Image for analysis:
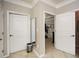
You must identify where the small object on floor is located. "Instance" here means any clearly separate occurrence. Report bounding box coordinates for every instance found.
[27,43,33,53]
[32,42,36,46]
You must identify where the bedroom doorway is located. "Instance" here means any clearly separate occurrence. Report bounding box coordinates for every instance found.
[45,13,55,54]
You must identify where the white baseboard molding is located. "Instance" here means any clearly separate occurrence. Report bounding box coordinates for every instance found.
[3,54,9,58]
[55,45,75,55]
[33,49,44,58]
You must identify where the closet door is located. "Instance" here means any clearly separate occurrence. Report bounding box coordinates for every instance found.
[55,12,75,55]
[9,14,30,53]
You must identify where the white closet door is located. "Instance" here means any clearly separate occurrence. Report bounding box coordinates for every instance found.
[9,14,30,53]
[55,12,75,55]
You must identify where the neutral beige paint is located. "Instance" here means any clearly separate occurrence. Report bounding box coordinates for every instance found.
[56,0,79,14]
[32,1,56,56]
[3,1,31,14]
[31,0,79,57]
[2,0,79,57]
[32,2,44,56]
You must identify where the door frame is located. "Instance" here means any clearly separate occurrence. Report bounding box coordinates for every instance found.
[43,8,79,56]
[4,11,30,57]
[43,11,56,54]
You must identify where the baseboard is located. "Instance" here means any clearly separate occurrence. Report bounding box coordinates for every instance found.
[33,49,44,58]
[55,45,75,55]
[3,54,9,58]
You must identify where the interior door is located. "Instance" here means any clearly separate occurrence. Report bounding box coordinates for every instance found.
[9,14,30,53]
[55,12,75,55]
[75,11,79,55]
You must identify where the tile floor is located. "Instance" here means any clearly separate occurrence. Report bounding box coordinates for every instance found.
[8,39,78,58]
[8,50,37,58]
[43,39,77,58]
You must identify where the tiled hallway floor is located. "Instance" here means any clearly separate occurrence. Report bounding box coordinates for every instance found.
[8,39,78,58]
[8,50,37,58]
[44,39,77,58]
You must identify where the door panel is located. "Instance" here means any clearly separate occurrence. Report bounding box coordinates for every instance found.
[55,12,75,55]
[9,14,29,53]
[75,11,79,55]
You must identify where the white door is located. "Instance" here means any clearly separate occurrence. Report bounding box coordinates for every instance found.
[9,14,30,53]
[55,12,75,55]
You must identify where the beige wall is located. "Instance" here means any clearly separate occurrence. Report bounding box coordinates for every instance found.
[2,0,56,57]
[3,1,32,56]
[56,0,79,14]
[0,0,3,57]
[0,0,3,38]
[32,0,79,56]
[32,1,56,56]
[32,2,44,56]
[2,0,79,57]
[3,1,32,14]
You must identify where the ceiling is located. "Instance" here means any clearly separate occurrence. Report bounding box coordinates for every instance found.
[42,0,76,7]
[22,0,33,4]
[22,0,67,4]
[4,0,77,8]
[45,13,54,19]
[46,0,66,4]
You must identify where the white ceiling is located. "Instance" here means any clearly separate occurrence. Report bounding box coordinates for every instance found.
[42,0,76,8]
[22,0,67,4]
[46,0,65,4]
[22,0,33,4]
[4,0,77,8]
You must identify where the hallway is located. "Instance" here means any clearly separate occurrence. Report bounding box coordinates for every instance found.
[44,39,77,58]
[8,50,37,58]
[8,39,77,58]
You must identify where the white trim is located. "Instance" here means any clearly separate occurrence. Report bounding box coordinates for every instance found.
[43,10,56,57]
[5,10,30,57]
[3,54,9,58]
[73,8,79,12]
[43,11,56,15]
[7,11,30,16]
[4,0,77,9]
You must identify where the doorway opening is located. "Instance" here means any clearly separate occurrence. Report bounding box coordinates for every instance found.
[6,12,31,57]
[45,13,55,54]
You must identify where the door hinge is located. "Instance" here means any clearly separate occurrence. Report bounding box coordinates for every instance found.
[2,50,4,53]
[2,32,4,35]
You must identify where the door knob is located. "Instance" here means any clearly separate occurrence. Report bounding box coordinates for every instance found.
[9,34,13,37]
[0,38,2,40]
[71,35,75,37]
